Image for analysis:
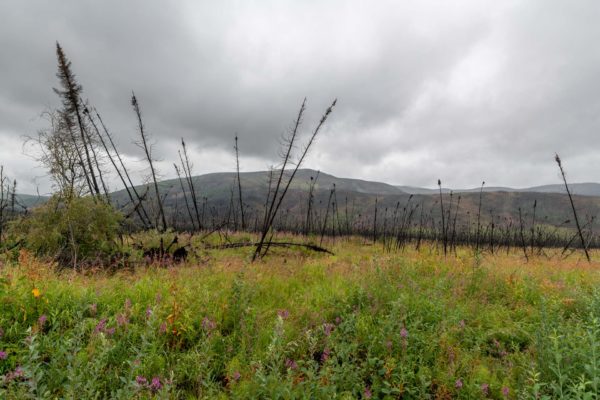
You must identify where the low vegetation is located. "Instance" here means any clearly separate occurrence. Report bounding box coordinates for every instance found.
[1,236,600,398]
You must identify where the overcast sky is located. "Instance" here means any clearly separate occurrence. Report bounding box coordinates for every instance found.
[1,0,600,194]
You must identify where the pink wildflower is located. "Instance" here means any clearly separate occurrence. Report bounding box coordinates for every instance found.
[481,383,490,396]
[277,309,290,319]
[116,313,129,327]
[502,386,510,397]
[0,351,7,360]
[149,376,162,392]
[323,323,335,336]
[400,327,408,338]
[94,318,107,333]
[455,379,463,389]
[321,347,331,363]
[135,375,147,386]
[364,386,372,399]
[285,358,298,370]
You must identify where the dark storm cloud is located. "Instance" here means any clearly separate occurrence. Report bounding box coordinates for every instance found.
[1,0,600,193]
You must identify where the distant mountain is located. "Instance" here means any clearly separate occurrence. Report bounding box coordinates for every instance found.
[397,183,600,197]
[14,170,600,231]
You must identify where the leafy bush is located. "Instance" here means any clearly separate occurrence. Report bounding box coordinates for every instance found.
[13,195,123,267]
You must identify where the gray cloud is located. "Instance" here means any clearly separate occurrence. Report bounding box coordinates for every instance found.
[1,0,600,194]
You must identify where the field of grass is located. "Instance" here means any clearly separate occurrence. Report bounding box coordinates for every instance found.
[1,237,600,399]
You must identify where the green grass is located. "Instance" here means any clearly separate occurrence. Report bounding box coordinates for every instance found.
[1,237,600,399]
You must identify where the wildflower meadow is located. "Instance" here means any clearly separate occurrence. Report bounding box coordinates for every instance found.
[1,235,600,398]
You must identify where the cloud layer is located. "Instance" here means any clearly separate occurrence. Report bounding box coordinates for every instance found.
[1,0,600,194]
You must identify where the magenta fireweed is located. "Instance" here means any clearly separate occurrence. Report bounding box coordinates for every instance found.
[285,358,298,370]
[38,314,47,327]
[94,318,107,333]
[455,379,463,389]
[0,350,7,360]
[116,313,129,327]
[277,309,290,319]
[321,347,331,363]
[323,323,335,336]
[201,317,216,331]
[135,375,147,386]
[481,383,490,396]
[149,376,162,392]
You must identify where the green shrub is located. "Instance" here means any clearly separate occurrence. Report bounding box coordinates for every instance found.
[13,195,123,267]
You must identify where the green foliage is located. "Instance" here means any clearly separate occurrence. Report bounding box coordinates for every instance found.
[13,195,122,266]
[1,239,600,398]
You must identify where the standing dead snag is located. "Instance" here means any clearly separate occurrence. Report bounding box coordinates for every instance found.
[54,43,101,197]
[174,164,197,230]
[475,181,485,253]
[252,98,337,261]
[95,110,152,228]
[131,92,167,232]
[438,179,447,256]
[555,153,590,262]
[180,139,202,230]
[234,135,246,230]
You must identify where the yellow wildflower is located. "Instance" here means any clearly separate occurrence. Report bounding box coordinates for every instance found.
[32,288,41,298]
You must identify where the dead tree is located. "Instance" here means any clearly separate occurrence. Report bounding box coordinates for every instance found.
[174,164,196,230]
[179,139,202,230]
[131,92,167,232]
[253,98,336,261]
[95,110,152,227]
[54,43,101,197]
[555,153,590,262]
[234,134,246,230]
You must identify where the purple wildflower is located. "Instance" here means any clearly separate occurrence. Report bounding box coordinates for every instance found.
[149,376,162,392]
[5,366,24,382]
[364,386,372,399]
[400,327,408,338]
[202,317,216,331]
[285,358,298,370]
[502,386,510,397]
[116,313,129,327]
[321,347,331,363]
[38,314,47,327]
[323,323,335,336]
[94,318,107,333]
[277,309,290,320]
[232,371,241,381]
[145,306,152,319]
[481,383,490,396]
[335,316,342,325]
[135,375,147,386]
[105,327,116,336]
[0,351,7,360]
[455,379,463,389]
